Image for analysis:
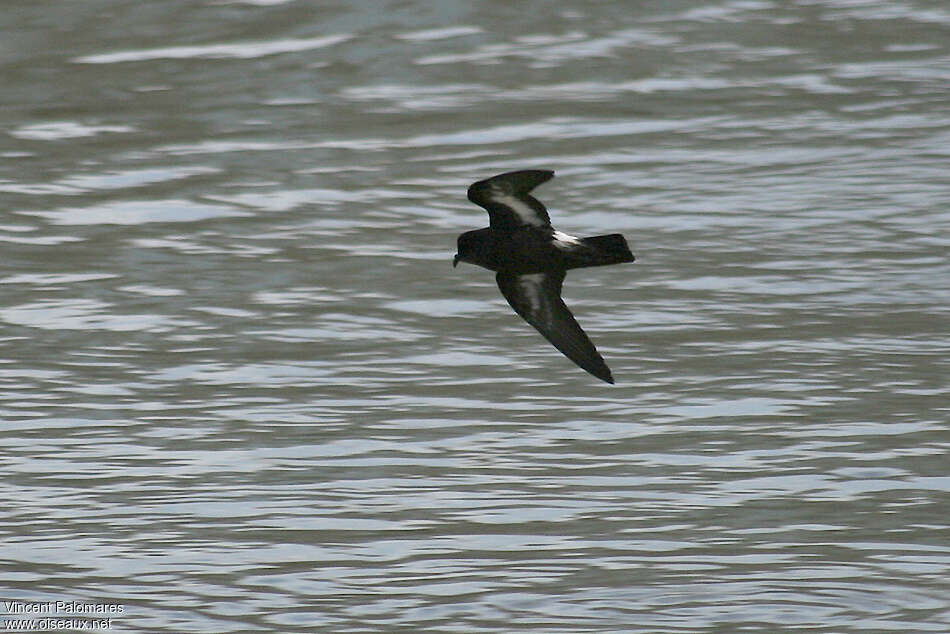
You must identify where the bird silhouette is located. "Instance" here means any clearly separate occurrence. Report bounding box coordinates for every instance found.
[454,170,635,383]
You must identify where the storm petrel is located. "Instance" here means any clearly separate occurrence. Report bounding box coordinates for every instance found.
[453,169,635,384]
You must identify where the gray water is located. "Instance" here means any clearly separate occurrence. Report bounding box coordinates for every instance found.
[3,1,949,632]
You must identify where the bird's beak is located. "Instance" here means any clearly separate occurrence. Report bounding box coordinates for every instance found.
[453,254,460,268]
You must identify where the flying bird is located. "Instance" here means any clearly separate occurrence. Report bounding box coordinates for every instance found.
[453,169,635,383]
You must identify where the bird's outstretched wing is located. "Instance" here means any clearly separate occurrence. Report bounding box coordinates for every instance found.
[468,170,554,231]
[496,270,614,384]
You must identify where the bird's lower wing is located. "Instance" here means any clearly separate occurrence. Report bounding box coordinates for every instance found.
[496,271,614,384]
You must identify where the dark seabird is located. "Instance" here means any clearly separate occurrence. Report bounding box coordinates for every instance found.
[453,169,635,384]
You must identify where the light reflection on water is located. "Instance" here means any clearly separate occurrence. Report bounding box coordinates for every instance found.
[2,0,949,631]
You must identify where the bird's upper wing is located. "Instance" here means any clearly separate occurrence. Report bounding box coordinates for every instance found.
[496,270,614,384]
[467,170,554,231]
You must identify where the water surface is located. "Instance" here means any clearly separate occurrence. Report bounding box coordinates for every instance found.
[2,1,949,631]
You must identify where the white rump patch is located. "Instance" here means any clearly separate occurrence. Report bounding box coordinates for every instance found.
[552,230,583,250]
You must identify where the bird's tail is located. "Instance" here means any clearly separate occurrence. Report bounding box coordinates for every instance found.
[568,234,635,269]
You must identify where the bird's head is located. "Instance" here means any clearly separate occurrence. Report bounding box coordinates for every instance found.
[453,231,474,268]
[453,228,491,269]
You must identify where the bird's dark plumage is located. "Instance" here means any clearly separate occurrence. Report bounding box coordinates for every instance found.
[454,170,635,384]
[467,169,554,230]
